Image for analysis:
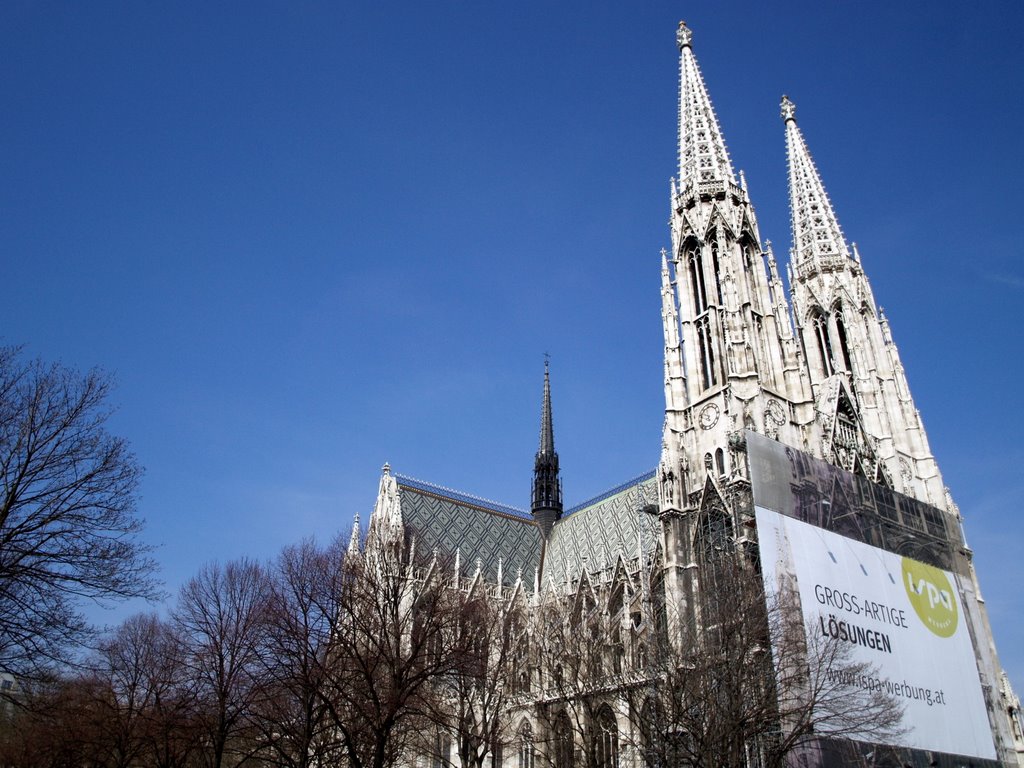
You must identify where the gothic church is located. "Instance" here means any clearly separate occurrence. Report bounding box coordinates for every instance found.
[362,22,1023,768]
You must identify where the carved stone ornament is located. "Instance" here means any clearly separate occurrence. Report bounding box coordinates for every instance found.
[676,20,692,49]
[899,458,913,486]
[698,403,720,430]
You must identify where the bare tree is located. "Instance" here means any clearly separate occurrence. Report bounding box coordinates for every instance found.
[85,613,201,768]
[0,346,157,681]
[432,583,519,768]
[85,614,177,768]
[175,558,270,768]
[252,538,346,768]
[529,590,618,768]
[132,617,202,768]
[319,545,465,768]
[0,671,117,768]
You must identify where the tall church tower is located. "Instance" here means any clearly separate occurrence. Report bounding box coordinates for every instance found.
[655,26,1019,761]
[657,21,969,632]
[658,23,814,579]
[782,96,946,508]
[659,23,955,527]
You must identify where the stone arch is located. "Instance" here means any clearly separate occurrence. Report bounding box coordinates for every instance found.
[592,704,619,768]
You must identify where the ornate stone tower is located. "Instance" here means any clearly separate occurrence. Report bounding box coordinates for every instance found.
[658,22,817,627]
[657,21,974,634]
[782,96,945,507]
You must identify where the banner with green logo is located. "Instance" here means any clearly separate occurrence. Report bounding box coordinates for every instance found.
[756,506,995,760]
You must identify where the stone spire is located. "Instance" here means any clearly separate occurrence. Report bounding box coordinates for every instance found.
[676,21,736,189]
[531,360,562,538]
[783,95,852,275]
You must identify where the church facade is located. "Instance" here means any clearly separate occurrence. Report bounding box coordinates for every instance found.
[362,22,1024,768]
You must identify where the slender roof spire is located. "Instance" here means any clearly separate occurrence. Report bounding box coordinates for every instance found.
[676,21,736,188]
[539,359,554,457]
[531,359,562,537]
[782,95,852,269]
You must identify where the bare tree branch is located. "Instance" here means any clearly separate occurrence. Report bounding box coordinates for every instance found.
[0,346,157,682]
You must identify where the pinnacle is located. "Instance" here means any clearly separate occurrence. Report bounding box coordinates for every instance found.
[784,102,851,267]
[676,20,692,50]
[781,95,796,123]
[676,22,736,187]
[538,360,554,457]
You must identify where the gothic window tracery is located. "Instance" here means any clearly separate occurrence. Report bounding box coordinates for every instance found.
[611,628,624,674]
[696,503,733,563]
[635,642,647,670]
[741,237,754,271]
[696,315,718,389]
[834,308,854,373]
[710,233,723,305]
[751,312,773,381]
[685,241,707,313]
[554,712,574,768]
[811,309,834,377]
[517,721,535,768]
[593,705,619,768]
[431,733,452,768]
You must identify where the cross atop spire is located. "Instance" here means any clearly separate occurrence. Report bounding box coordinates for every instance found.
[783,95,852,273]
[531,359,562,538]
[676,21,736,191]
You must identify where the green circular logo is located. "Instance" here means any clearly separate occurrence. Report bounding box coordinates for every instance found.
[901,557,958,638]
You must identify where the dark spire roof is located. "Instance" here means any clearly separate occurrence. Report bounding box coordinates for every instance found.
[532,360,562,537]
[539,360,555,457]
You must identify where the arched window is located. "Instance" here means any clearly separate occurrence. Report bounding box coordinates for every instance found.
[696,316,718,389]
[696,501,733,564]
[651,577,668,644]
[517,721,535,768]
[812,310,834,376]
[715,448,726,477]
[587,625,603,680]
[554,712,574,768]
[685,242,707,313]
[611,629,624,675]
[834,309,853,373]
[609,586,623,618]
[741,238,754,271]
[710,233,723,305]
[432,732,452,768]
[636,642,647,670]
[518,668,530,694]
[752,312,773,380]
[592,705,619,768]
[639,698,657,768]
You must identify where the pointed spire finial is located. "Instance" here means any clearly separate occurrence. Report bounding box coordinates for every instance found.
[676,20,692,50]
[539,357,554,456]
[781,95,796,123]
[676,21,736,187]
[348,514,361,556]
[784,97,851,267]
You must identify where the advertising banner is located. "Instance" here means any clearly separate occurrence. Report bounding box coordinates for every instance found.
[756,506,996,760]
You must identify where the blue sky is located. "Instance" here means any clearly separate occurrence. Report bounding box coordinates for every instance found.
[2,2,1022,693]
